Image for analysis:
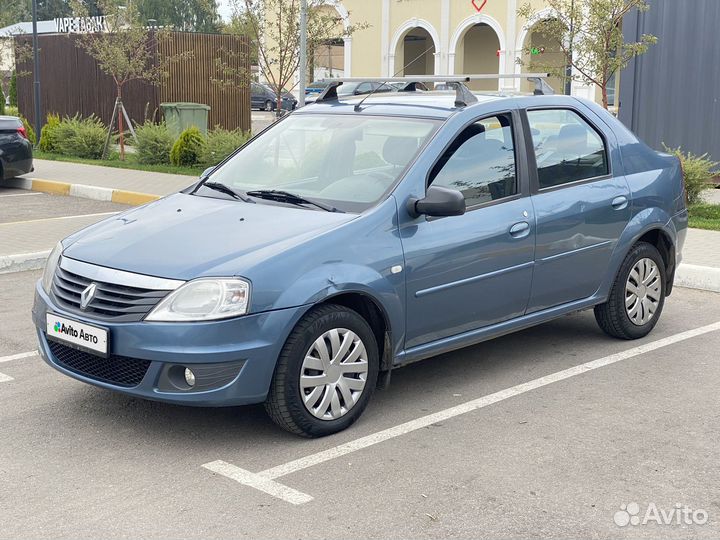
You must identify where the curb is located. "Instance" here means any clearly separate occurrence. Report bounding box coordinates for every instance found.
[5,177,160,206]
[675,263,720,293]
[0,250,52,275]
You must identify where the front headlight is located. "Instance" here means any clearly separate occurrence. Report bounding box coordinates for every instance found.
[145,278,251,322]
[42,241,63,294]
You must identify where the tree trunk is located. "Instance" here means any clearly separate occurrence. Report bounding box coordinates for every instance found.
[601,82,609,110]
[117,85,125,160]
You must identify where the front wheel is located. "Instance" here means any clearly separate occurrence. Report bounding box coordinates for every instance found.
[265,304,379,437]
[264,100,274,112]
[594,241,666,340]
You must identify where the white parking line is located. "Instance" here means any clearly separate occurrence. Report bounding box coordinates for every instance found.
[0,351,38,363]
[203,321,720,504]
[0,351,38,384]
[0,192,43,198]
[0,212,119,227]
[203,461,314,505]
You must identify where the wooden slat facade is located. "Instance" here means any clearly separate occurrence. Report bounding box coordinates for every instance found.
[15,31,250,133]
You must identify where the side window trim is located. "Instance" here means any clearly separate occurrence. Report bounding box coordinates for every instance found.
[522,106,612,194]
[424,109,526,213]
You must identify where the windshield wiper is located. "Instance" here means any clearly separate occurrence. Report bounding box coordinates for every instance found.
[246,190,344,213]
[201,181,253,202]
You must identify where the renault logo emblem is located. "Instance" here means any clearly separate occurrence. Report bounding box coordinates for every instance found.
[80,283,97,310]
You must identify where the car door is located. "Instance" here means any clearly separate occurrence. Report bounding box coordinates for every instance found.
[402,111,536,349]
[524,107,631,312]
[250,83,263,109]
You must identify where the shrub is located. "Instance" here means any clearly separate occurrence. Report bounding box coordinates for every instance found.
[0,85,4,115]
[170,126,205,167]
[664,145,719,205]
[199,126,249,167]
[54,115,106,159]
[5,105,18,117]
[135,121,173,165]
[9,71,17,107]
[39,113,61,152]
[20,115,36,145]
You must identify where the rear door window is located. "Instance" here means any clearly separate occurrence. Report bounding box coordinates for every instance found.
[526,109,609,189]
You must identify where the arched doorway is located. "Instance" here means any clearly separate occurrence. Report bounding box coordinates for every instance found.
[389,20,440,76]
[309,3,350,81]
[519,21,569,94]
[396,27,436,76]
[454,23,501,91]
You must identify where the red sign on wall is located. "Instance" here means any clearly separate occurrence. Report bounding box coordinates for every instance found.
[472,0,488,12]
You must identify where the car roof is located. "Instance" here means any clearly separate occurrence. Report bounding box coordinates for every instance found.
[295,91,509,119]
[295,91,589,120]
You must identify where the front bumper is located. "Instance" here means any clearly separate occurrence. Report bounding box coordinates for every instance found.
[33,281,307,406]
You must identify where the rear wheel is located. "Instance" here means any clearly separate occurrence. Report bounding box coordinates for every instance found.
[265,304,379,437]
[594,242,666,339]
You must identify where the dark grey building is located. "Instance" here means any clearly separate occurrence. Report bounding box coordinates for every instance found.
[619,0,720,160]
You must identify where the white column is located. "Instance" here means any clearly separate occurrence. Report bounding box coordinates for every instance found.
[343,36,352,77]
[381,0,390,76]
[433,51,441,75]
[447,52,456,75]
[506,0,519,92]
[388,53,396,77]
[440,0,450,75]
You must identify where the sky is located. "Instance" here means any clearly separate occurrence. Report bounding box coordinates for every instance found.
[217,0,234,22]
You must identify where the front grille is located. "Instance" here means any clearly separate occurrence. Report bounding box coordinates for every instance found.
[47,339,151,387]
[51,266,170,322]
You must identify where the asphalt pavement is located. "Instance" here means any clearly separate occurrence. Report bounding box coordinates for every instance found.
[1,269,720,538]
[1,176,719,538]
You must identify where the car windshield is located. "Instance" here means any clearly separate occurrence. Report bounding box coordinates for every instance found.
[205,114,441,212]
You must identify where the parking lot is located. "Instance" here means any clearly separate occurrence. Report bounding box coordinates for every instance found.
[1,189,719,539]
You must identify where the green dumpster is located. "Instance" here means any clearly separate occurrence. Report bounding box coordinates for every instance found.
[160,102,211,138]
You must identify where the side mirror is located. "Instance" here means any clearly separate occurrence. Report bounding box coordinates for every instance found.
[407,185,466,218]
[200,166,215,179]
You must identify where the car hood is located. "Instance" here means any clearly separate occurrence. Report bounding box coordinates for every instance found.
[63,193,355,280]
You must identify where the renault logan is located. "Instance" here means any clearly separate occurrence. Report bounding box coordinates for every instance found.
[33,85,687,437]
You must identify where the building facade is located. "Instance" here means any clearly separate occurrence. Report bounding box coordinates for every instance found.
[308,0,597,100]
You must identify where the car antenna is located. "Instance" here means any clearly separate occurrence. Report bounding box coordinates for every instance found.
[352,46,436,112]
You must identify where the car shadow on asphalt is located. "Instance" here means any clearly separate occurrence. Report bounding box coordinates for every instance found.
[51,310,614,450]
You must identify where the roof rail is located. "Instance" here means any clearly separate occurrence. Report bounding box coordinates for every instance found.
[314,73,554,107]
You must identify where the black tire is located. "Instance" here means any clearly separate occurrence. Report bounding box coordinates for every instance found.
[594,241,666,340]
[265,304,379,437]
[264,100,274,112]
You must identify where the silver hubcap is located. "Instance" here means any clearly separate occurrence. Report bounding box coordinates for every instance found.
[625,258,661,326]
[300,328,369,421]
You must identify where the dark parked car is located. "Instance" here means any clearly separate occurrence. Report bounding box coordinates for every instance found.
[251,82,297,111]
[35,81,686,437]
[0,116,33,180]
[304,81,393,104]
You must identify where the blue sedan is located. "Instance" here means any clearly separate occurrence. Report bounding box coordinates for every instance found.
[34,80,687,437]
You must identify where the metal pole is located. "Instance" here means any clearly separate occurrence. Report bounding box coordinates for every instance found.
[565,0,574,95]
[298,0,307,107]
[31,0,42,146]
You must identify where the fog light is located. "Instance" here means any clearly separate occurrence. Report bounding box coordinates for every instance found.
[184,368,196,387]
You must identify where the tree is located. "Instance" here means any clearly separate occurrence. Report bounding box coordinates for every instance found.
[227,0,366,115]
[71,0,191,159]
[136,0,221,33]
[517,0,657,109]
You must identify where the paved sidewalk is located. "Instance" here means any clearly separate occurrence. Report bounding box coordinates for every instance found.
[25,159,194,197]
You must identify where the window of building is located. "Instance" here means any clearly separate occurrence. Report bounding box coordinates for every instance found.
[429,114,517,207]
[526,109,609,189]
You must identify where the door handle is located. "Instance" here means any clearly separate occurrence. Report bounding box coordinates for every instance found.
[509,221,530,238]
[611,195,629,210]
